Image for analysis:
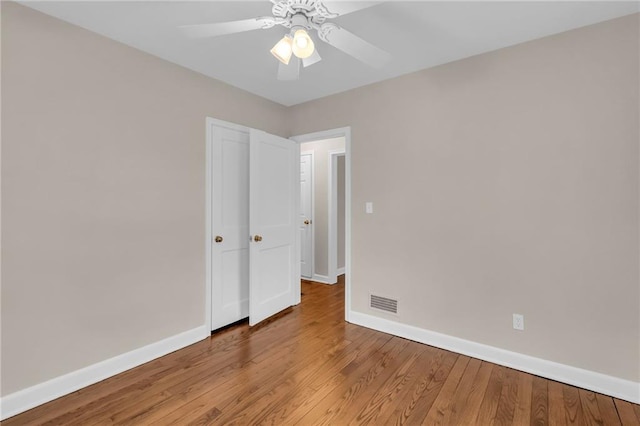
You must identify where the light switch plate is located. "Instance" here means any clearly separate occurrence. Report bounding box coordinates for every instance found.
[366,202,373,214]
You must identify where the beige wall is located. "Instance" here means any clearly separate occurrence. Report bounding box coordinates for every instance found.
[1,2,288,395]
[300,137,345,278]
[290,14,640,382]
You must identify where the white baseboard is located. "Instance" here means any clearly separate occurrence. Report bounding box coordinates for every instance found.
[0,325,208,420]
[348,311,640,404]
[311,274,334,284]
[337,267,345,276]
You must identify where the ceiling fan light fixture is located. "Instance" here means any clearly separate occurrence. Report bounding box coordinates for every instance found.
[292,29,315,59]
[271,35,293,65]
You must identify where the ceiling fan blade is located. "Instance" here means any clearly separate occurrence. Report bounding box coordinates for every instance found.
[319,24,390,68]
[180,17,274,39]
[302,50,322,68]
[277,57,301,81]
[319,1,380,17]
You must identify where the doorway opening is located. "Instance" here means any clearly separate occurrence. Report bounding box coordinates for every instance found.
[298,138,344,284]
[291,127,351,322]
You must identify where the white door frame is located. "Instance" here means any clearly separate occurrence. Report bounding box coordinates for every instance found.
[290,127,352,322]
[328,149,346,284]
[300,150,315,279]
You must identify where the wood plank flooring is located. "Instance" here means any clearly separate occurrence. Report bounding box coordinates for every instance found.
[4,277,639,425]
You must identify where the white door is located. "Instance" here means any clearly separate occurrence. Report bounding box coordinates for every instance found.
[249,129,299,326]
[211,125,250,330]
[300,153,313,278]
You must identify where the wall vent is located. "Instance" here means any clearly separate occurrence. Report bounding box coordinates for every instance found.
[370,294,398,314]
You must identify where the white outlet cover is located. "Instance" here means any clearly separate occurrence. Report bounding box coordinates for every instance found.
[366,202,373,214]
[513,314,525,331]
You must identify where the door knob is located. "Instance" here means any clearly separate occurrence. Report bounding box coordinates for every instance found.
[304,220,311,225]
[253,235,263,242]
[214,236,223,243]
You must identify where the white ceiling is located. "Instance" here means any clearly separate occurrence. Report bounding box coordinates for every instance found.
[21,1,640,106]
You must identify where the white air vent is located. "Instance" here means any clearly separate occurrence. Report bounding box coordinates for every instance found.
[370,294,398,314]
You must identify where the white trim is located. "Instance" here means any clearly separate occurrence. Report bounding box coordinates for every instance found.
[348,311,640,404]
[292,141,302,305]
[0,326,208,420]
[337,267,345,276]
[206,117,251,134]
[328,149,345,285]
[205,118,213,332]
[310,274,333,284]
[345,129,351,322]
[291,127,352,322]
[300,150,315,280]
[290,128,350,144]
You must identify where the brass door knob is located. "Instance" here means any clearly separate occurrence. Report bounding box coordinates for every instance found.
[214,236,223,243]
[253,235,263,242]
[304,220,310,225]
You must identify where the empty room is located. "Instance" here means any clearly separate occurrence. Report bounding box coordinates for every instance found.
[2,1,640,424]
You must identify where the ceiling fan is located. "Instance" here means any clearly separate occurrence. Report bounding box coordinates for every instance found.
[180,0,391,80]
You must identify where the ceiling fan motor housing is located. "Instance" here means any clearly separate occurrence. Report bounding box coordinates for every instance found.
[271,0,337,30]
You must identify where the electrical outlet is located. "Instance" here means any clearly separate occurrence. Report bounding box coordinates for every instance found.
[513,314,524,331]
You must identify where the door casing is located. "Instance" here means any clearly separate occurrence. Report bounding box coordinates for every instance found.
[300,151,314,279]
[328,149,346,284]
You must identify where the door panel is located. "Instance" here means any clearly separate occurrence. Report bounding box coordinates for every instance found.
[300,154,312,278]
[249,129,299,326]
[211,125,250,330]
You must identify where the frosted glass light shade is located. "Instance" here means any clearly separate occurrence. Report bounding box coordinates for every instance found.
[271,35,293,65]
[292,29,314,59]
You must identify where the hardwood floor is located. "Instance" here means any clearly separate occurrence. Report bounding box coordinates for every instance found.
[5,277,640,425]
